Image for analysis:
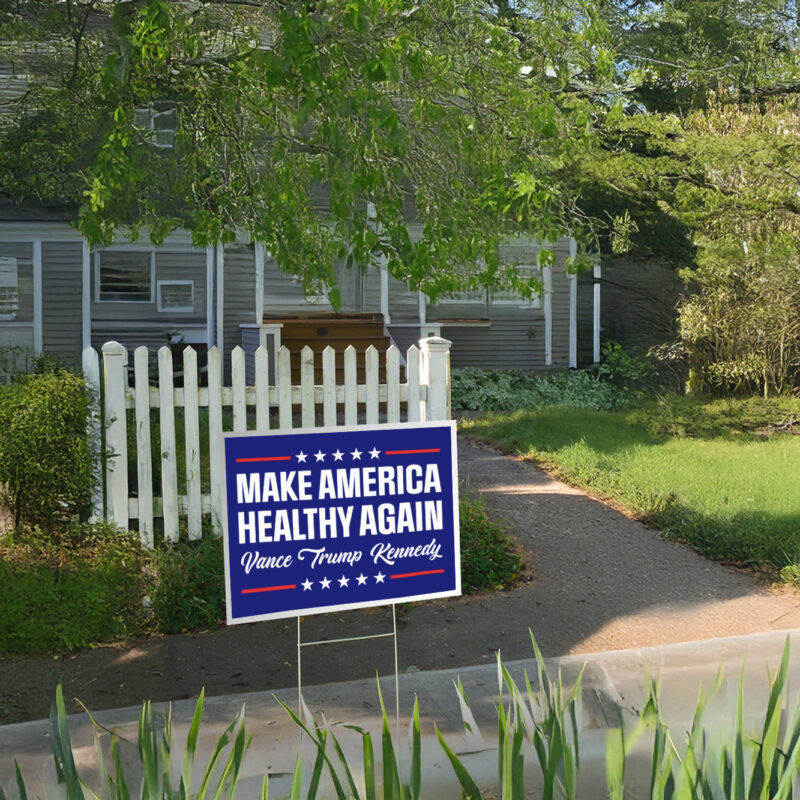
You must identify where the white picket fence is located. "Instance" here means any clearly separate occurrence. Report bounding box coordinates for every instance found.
[83,337,452,547]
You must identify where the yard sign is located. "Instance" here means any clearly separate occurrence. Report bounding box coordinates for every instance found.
[222,421,460,624]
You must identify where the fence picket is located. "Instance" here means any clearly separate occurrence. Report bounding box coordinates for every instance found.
[232,346,247,432]
[386,346,400,423]
[406,344,421,422]
[207,346,224,530]
[365,346,379,424]
[158,346,179,542]
[81,347,103,524]
[301,346,315,428]
[101,342,129,530]
[183,346,202,541]
[344,345,357,426]
[322,346,336,426]
[278,346,292,429]
[255,345,270,430]
[133,347,154,546]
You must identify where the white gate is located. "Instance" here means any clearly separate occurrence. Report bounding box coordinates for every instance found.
[83,338,452,546]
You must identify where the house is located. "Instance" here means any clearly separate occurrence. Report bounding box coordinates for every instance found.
[0,203,601,382]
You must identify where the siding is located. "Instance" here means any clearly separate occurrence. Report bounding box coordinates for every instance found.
[223,245,256,380]
[443,318,545,370]
[41,241,82,367]
[600,257,683,353]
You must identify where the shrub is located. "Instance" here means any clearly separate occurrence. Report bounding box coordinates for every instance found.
[0,366,94,528]
[0,523,147,655]
[149,533,226,633]
[460,494,523,592]
[451,364,638,412]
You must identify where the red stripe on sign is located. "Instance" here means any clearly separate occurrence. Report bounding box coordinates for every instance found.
[235,456,292,462]
[242,584,296,594]
[384,448,441,455]
[390,569,445,579]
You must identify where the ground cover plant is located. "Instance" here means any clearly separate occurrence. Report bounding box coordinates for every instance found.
[0,524,147,656]
[451,344,654,413]
[461,396,800,576]
[6,637,799,800]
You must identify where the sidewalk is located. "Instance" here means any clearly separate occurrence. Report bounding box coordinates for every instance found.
[3,630,799,799]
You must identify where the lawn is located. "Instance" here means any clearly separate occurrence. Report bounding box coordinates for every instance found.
[460,396,800,575]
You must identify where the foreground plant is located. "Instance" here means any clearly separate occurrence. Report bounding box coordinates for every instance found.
[2,685,259,800]
[5,636,800,800]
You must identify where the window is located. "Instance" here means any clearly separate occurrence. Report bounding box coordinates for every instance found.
[96,250,154,302]
[491,264,542,307]
[135,102,178,149]
[157,280,194,312]
[0,257,18,320]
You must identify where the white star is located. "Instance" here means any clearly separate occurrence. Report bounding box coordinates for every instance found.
[338,575,349,588]
[314,450,326,462]
[332,449,344,461]
[356,573,367,586]
[369,447,381,460]
[302,579,313,591]
[320,577,331,589]
[350,448,362,460]
[375,572,386,584]
[296,451,307,463]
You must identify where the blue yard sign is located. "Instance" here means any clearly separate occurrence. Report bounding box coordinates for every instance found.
[222,421,460,624]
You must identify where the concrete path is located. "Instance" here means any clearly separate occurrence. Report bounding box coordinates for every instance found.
[4,630,800,799]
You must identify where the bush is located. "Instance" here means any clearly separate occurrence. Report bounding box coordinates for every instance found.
[0,366,94,528]
[460,494,523,592]
[0,523,147,655]
[149,534,226,633]
[451,362,638,412]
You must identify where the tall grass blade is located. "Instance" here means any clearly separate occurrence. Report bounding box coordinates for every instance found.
[755,637,790,800]
[408,697,421,800]
[182,690,206,798]
[260,772,270,800]
[377,679,402,800]
[277,699,347,800]
[363,732,376,800]
[195,716,238,800]
[110,739,131,800]
[306,728,327,800]
[13,761,28,800]
[327,726,362,800]
[50,685,86,800]
[435,725,483,800]
[290,757,304,800]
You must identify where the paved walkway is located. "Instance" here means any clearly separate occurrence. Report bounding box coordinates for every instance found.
[458,438,800,653]
[2,437,799,727]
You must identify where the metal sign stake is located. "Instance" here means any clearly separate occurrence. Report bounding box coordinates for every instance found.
[297,604,401,735]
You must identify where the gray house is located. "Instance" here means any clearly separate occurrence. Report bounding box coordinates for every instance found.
[0,209,600,381]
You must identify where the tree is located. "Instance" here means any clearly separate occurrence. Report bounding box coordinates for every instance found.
[0,0,615,301]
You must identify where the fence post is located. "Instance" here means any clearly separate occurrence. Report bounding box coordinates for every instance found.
[420,336,451,421]
[101,341,129,530]
[82,346,103,523]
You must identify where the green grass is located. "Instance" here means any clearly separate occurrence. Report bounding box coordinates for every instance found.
[461,396,800,572]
